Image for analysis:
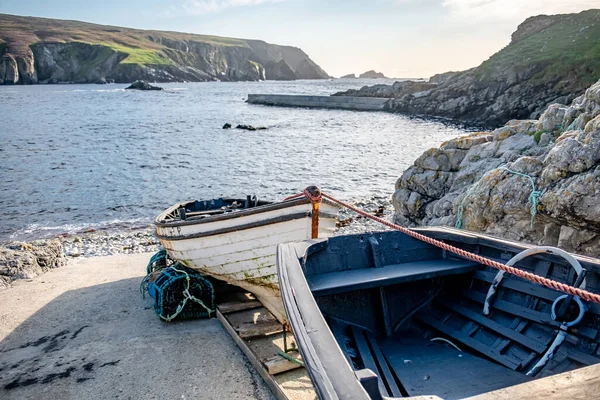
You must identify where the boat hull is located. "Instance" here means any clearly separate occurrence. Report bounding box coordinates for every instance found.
[278,227,600,399]
[156,199,339,323]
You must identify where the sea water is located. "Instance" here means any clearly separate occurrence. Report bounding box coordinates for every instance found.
[0,79,473,241]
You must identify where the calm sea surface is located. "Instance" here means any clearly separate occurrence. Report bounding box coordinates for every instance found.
[0,79,473,242]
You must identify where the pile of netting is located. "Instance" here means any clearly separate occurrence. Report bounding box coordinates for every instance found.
[141,249,215,322]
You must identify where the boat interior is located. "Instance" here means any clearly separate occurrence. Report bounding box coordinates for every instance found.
[162,196,272,222]
[286,229,600,399]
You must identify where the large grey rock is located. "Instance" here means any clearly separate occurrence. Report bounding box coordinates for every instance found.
[0,239,66,288]
[125,80,163,90]
[393,79,600,257]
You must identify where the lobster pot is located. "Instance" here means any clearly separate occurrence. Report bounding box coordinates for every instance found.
[147,264,215,321]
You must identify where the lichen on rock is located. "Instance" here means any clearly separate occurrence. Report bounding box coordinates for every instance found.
[393,79,600,257]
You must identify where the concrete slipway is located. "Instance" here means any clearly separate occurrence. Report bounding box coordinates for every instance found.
[0,253,275,400]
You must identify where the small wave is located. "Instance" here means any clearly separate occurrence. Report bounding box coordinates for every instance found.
[6,218,153,242]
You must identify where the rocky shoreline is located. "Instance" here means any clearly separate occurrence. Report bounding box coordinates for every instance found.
[0,195,393,289]
[393,78,600,257]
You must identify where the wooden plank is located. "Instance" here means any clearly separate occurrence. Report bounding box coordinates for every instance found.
[474,270,561,302]
[364,332,403,397]
[217,300,262,314]
[216,310,288,400]
[380,335,528,399]
[567,348,600,366]
[463,290,560,328]
[235,320,283,339]
[474,270,600,314]
[351,326,388,396]
[380,287,393,337]
[264,352,303,375]
[308,258,478,296]
[440,300,548,353]
[494,319,529,353]
[467,363,600,400]
[465,290,598,340]
[416,313,522,370]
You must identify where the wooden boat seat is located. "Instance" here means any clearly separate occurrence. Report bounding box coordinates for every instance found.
[307,258,479,296]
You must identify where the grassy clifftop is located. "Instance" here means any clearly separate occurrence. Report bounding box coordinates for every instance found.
[0,13,328,83]
[477,9,600,87]
[0,13,251,65]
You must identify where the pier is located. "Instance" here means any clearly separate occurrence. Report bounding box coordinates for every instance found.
[247,94,389,111]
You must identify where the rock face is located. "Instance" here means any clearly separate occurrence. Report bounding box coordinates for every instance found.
[125,80,163,90]
[428,71,461,85]
[265,59,297,80]
[0,13,328,84]
[359,70,387,79]
[0,239,66,288]
[333,80,437,98]
[393,78,600,257]
[341,10,600,126]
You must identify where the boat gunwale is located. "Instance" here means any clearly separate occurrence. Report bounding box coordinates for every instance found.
[415,226,600,272]
[277,240,372,400]
[156,211,338,241]
[155,197,339,228]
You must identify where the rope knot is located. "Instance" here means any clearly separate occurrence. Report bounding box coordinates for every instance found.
[303,186,322,204]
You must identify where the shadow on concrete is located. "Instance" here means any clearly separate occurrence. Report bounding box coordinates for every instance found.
[0,276,272,399]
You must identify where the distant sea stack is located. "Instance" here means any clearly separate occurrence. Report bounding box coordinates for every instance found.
[335,9,600,127]
[0,14,329,84]
[340,73,357,79]
[359,70,387,79]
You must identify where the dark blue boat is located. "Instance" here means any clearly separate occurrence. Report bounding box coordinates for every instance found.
[277,227,600,399]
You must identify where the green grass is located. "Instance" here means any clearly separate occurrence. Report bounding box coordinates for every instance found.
[529,130,545,144]
[101,43,173,65]
[475,9,600,86]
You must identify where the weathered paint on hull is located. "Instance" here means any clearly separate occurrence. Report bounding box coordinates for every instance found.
[156,202,339,323]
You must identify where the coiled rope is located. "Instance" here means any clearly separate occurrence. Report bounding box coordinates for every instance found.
[290,187,600,305]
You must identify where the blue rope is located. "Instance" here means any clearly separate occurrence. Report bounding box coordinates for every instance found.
[455,166,542,230]
[497,167,542,229]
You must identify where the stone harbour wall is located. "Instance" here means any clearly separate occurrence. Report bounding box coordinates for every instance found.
[247,94,389,111]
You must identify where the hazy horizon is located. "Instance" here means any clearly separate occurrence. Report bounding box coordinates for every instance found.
[0,0,597,78]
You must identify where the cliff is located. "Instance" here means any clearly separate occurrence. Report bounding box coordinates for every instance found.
[0,14,328,84]
[393,78,600,256]
[336,10,600,126]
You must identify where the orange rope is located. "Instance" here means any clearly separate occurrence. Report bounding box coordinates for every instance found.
[291,188,600,305]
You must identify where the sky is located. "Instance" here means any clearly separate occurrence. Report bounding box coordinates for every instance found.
[0,0,598,78]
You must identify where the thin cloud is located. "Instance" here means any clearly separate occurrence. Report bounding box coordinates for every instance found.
[442,0,599,19]
[182,0,285,15]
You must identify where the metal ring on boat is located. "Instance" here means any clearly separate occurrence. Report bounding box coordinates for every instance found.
[483,246,586,315]
[551,294,586,327]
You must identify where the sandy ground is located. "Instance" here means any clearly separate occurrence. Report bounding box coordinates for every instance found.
[0,253,274,399]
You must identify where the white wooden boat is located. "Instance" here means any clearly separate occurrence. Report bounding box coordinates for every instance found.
[155,189,339,323]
